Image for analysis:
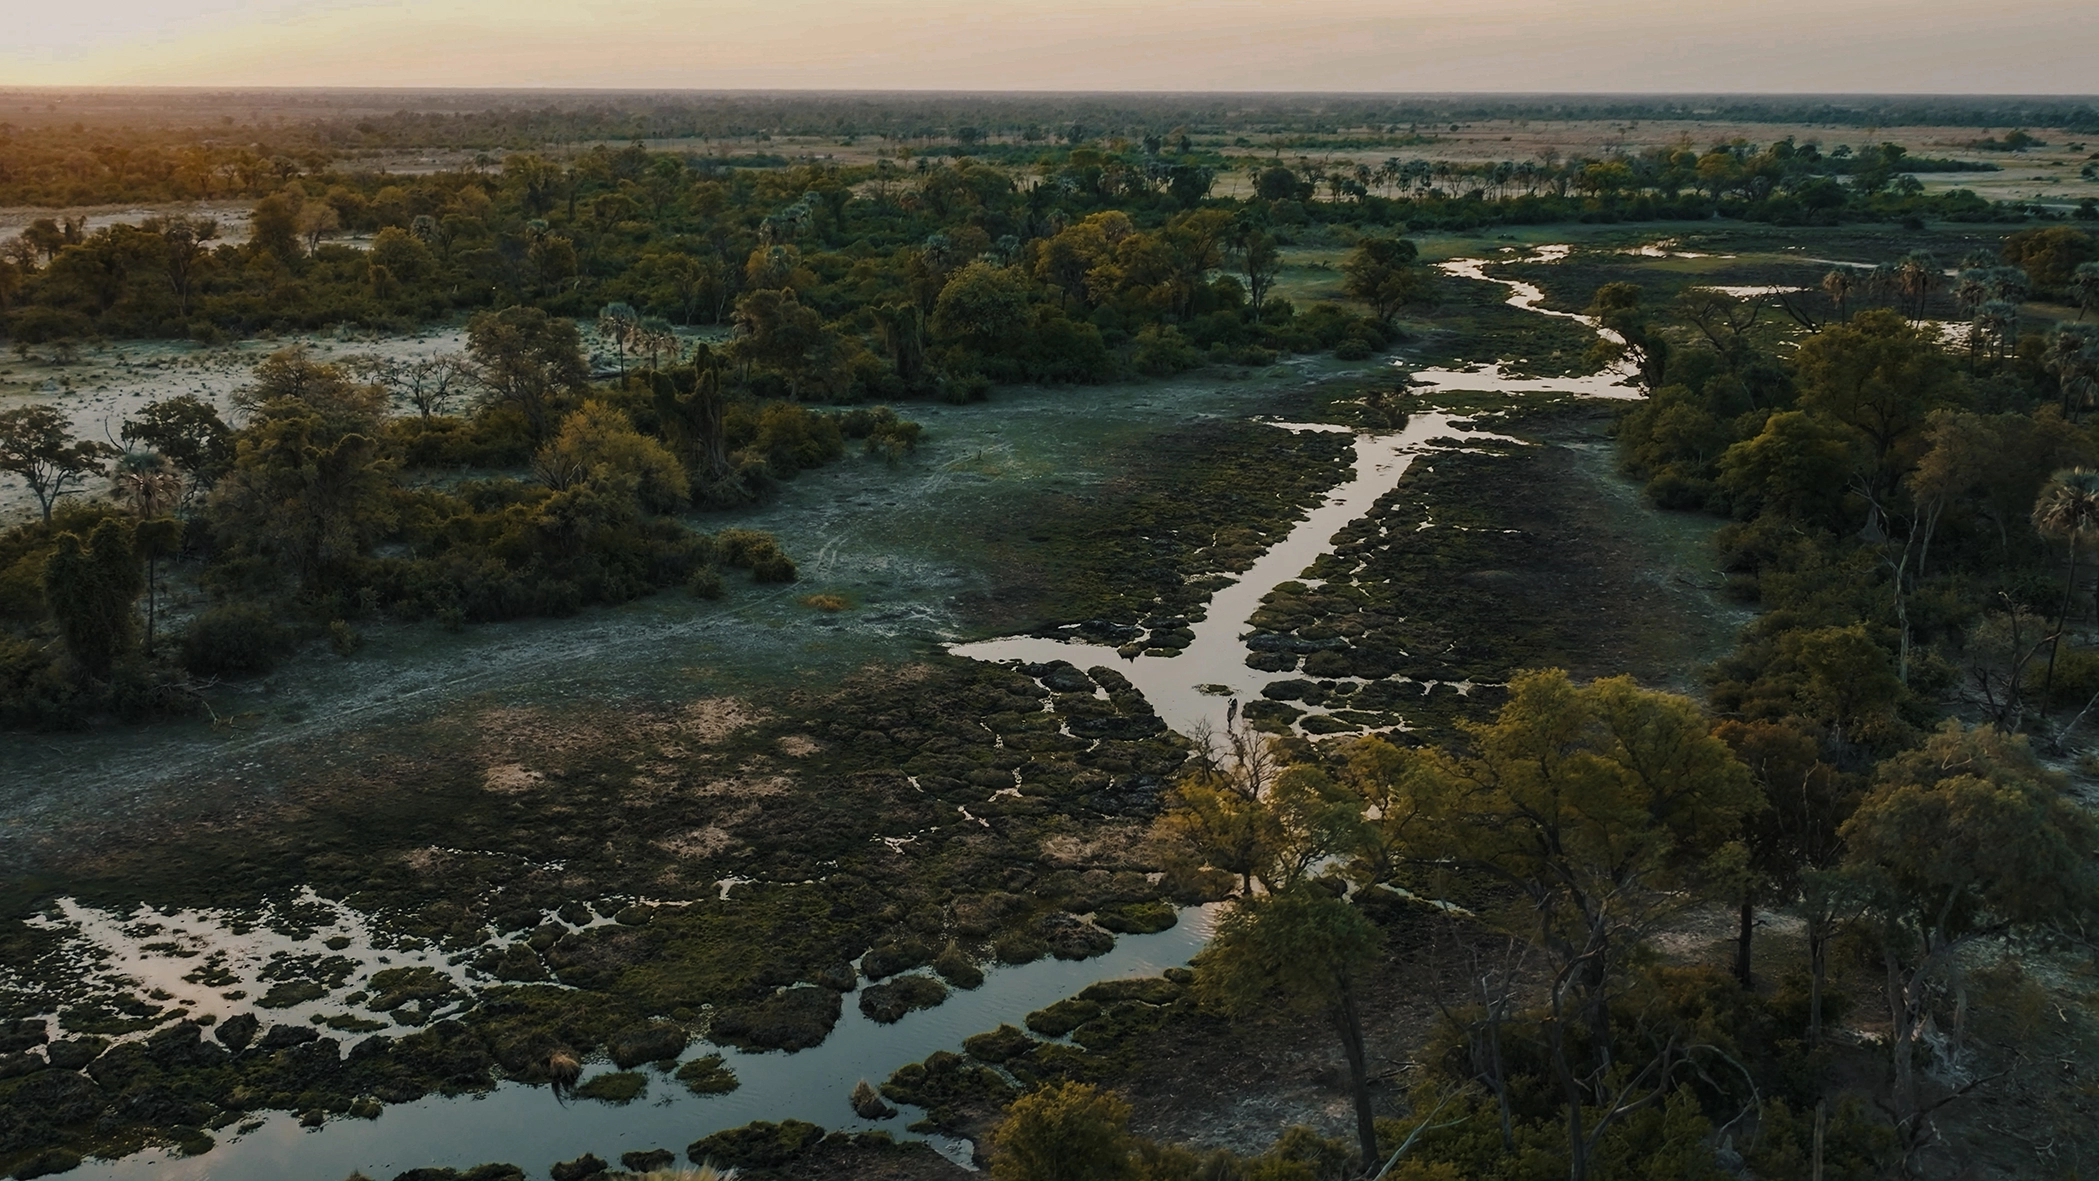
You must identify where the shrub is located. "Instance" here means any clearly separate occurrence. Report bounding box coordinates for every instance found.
[181,604,290,676]
[327,619,362,656]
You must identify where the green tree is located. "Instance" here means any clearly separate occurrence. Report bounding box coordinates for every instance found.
[1713,719,1859,1001]
[729,288,847,399]
[42,519,143,681]
[1342,237,1429,326]
[2030,467,2099,706]
[2000,225,2098,294]
[1842,724,2099,1171]
[1155,720,1359,895]
[1234,227,1281,314]
[247,190,302,264]
[1584,283,1671,396]
[122,395,233,493]
[143,214,218,318]
[990,1082,1138,1181]
[1410,670,1757,1181]
[656,357,731,486]
[234,346,389,437]
[1715,410,1859,526]
[208,401,395,589]
[468,306,589,439]
[1195,887,1385,1169]
[533,401,689,514]
[1793,308,1959,508]
[110,451,186,654]
[367,225,434,287]
[2069,261,2099,321]
[597,301,640,383]
[931,262,1034,349]
[0,405,118,522]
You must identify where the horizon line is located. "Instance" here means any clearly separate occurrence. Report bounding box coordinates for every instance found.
[3,86,2097,101]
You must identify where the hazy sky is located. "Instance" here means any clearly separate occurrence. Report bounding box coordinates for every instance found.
[8,0,2098,93]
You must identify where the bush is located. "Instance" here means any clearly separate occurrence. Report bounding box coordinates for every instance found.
[687,567,726,599]
[858,974,949,1023]
[181,604,290,677]
[327,619,362,656]
[715,528,799,583]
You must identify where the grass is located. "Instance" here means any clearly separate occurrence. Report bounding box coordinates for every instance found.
[797,593,853,612]
[573,1070,648,1104]
[674,1054,738,1096]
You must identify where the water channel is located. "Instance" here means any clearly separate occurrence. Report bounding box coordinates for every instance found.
[50,245,1624,1179]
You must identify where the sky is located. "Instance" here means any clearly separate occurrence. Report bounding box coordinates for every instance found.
[5,0,2098,93]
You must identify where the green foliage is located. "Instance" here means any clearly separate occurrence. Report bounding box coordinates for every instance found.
[123,396,234,489]
[0,405,119,522]
[572,1070,647,1104]
[1341,237,1429,325]
[1792,309,1959,495]
[1195,888,1381,1020]
[1846,723,2099,942]
[990,1082,1138,1181]
[42,520,142,680]
[469,306,589,438]
[180,603,290,676]
[2000,226,2098,294]
[674,1055,738,1095]
[685,1119,826,1170]
[534,401,690,513]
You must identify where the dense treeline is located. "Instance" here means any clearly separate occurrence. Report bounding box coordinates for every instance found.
[0,143,1417,387]
[1607,224,2099,755]
[0,129,2056,378]
[8,89,2095,145]
[1235,137,2032,229]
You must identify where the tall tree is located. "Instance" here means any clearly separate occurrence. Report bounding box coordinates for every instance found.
[122,396,233,493]
[1842,724,2099,1172]
[468,306,589,439]
[1195,887,1385,1169]
[0,406,118,522]
[1585,283,1672,395]
[144,214,218,319]
[1793,308,1959,511]
[2031,468,2099,706]
[42,519,143,681]
[1342,236,1429,326]
[1409,669,1758,1181]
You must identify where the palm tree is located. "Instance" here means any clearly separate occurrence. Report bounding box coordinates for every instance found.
[1821,268,1853,321]
[1894,251,1941,321]
[2071,261,2099,322]
[2045,325,2099,418]
[2032,468,2099,707]
[112,451,184,654]
[1975,299,2020,366]
[596,302,638,383]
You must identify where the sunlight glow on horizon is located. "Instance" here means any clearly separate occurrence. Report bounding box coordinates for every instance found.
[5,0,2098,94]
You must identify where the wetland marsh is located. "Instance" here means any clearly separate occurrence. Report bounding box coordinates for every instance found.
[7,87,2099,1180]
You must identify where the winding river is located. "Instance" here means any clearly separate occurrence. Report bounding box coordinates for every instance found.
[52,245,1626,1179]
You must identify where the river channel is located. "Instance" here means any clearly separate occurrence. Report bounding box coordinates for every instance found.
[46,245,1623,1178]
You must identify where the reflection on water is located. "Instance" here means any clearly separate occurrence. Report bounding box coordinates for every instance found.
[80,908,1219,1180]
[1405,252,1641,402]
[952,413,1521,742]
